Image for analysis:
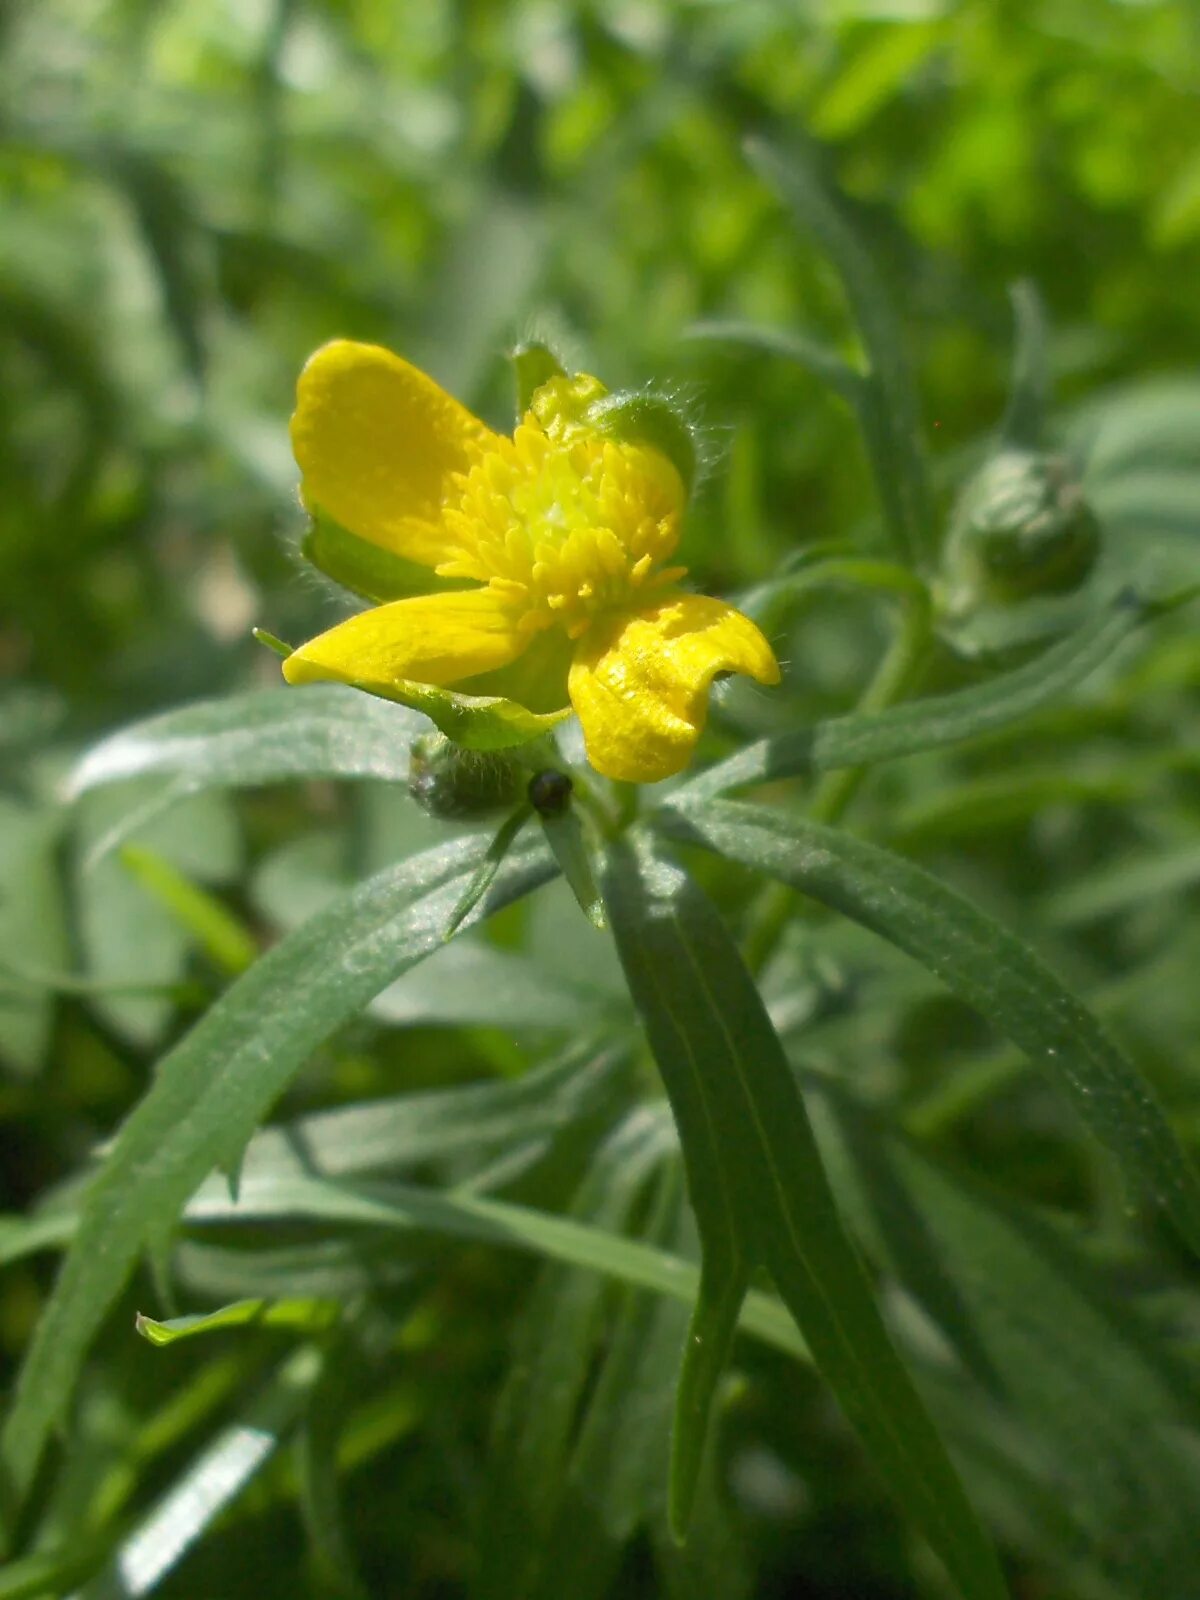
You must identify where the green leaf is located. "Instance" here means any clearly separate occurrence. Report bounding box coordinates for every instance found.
[1000,280,1050,449]
[73,1346,325,1598]
[659,800,1200,1257]
[0,832,556,1517]
[602,837,1007,1600]
[68,687,423,862]
[539,807,606,929]
[135,1297,340,1347]
[444,804,531,937]
[302,510,452,603]
[0,798,68,1074]
[162,1167,808,1372]
[685,320,866,414]
[1043,838,1200,927]
[74,787,241,1046]
[745,136,934,566]
[676,592,1146,801]
[118,844,258,975]
[474,1112,674,1600]
[235,1038,632,1188]
[816,1089,1200,1597]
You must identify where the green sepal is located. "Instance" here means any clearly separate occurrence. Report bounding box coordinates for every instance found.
[361,679,570,751]
[586,391,697,496]
[301,509,450,604]
[510,340,568,416]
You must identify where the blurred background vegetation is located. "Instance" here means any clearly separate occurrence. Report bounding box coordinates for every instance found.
[3,1,1200,1596]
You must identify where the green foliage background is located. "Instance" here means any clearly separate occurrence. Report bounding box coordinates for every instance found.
[2,2,1199,1597]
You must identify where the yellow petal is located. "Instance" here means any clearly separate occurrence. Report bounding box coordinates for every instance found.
[283,588,526,694]
[568,593,780,783]
[290,341,496,568]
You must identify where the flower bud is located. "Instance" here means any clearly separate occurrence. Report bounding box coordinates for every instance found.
[944,449,1100,609]
[407,733,525,821]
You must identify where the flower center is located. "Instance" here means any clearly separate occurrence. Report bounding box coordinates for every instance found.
[437,414,687,641]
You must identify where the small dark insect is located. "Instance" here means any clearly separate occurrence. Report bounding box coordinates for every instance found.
[528,769,573,817]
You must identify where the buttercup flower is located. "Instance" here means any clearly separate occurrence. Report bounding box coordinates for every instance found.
[282,341,780,782]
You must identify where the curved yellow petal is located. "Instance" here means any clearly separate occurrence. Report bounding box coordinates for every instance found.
[290,341,497,569]
[568,593,780,783]
[283,588,526,694]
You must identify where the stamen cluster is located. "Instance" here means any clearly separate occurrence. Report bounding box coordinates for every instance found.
[438,421,687,641]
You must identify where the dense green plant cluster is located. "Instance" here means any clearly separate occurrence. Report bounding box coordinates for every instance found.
[2,3,1199,1597]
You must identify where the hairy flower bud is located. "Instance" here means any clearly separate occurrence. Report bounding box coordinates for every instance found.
[407,734,524,820]
[943,450,1100,610]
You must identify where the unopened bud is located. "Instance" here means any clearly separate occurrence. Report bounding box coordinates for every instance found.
[407,734,524,821]
[944,449,1100,609]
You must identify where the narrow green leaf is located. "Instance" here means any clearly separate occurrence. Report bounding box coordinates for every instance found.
[0,833,555,1515]
[119,844,258,975]
[539,808,606,929]
[1043,838,1200,926]
[108,145,208,385]
[0,798,68,1074]
[444,804,531,937]
[178,1168,810,1366]
[69,687,423,862]
[686,319,861,403]
[0,1043,632,1275]
[236,1038,631,1186]
[74,787,240,1047]
[135,1297,340,1347]
[660,800,1200,1257]
[602,838,1007,1599]
[73,1346,324,1599]
[1000,280,1050,449]
[746,136,933,565]
[474,1113,674,1600]
[676,592,1146,801]
[817,1088,1200,1597]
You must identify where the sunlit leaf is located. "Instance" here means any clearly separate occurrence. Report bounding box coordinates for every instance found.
[659,800,1200,1256]
[602,836,1007,1600]
[0,833,556,1508]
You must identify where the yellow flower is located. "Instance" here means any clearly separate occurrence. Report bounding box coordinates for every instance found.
[282,341,780,782]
